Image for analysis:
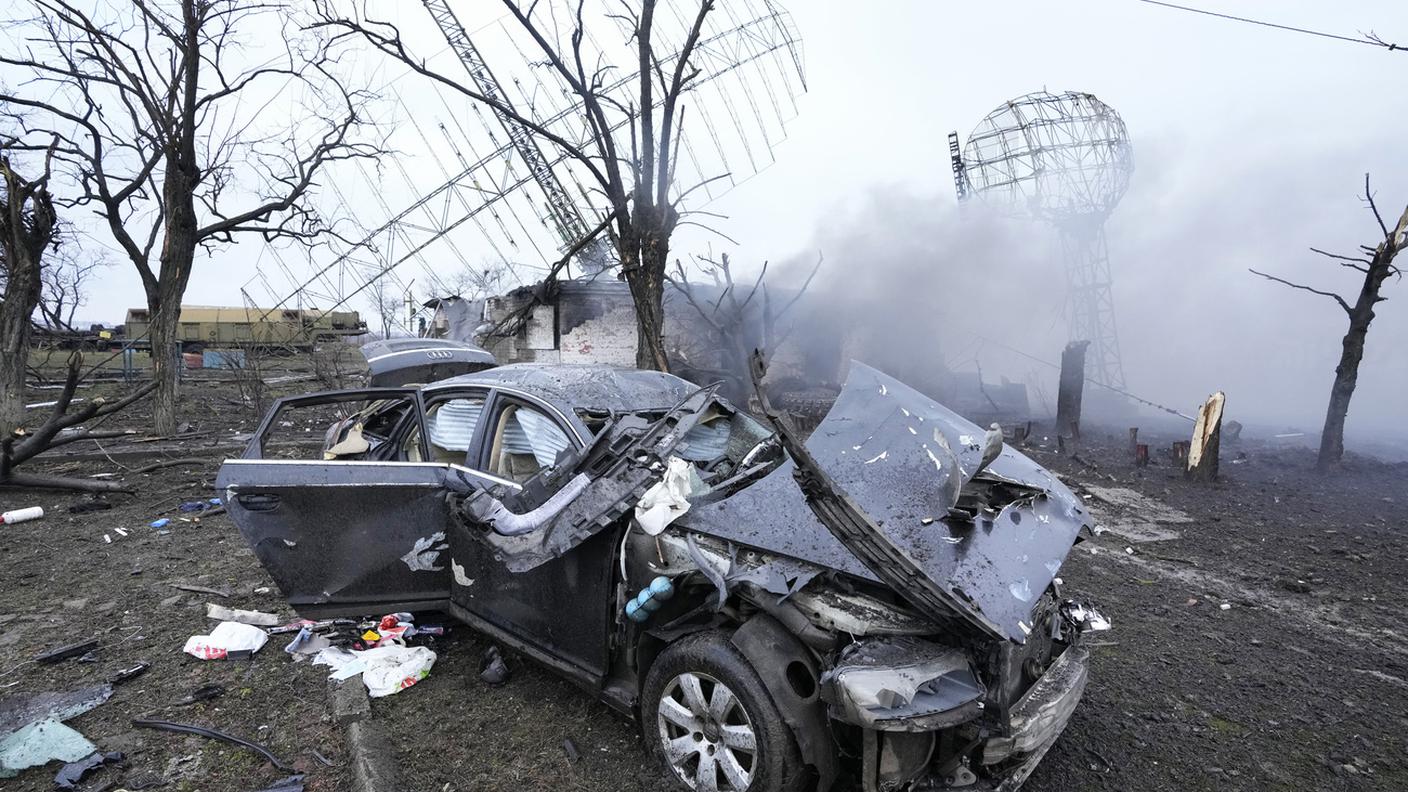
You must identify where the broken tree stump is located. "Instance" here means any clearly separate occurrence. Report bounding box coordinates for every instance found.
[1056,341,1090,444]
[1171,441,1190,462]
[1186,391,1225,481]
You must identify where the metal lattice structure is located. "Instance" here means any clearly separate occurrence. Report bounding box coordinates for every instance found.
[249,0,806,335]
[955,91,1133,388]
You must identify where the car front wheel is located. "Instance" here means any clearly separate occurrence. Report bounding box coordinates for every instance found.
[642,631,806,792]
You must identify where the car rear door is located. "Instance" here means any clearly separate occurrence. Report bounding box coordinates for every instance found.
[216,389,455,618]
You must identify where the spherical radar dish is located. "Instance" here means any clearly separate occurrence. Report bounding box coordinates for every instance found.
[962,91,1132,223]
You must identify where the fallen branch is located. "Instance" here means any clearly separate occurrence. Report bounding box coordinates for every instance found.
[131,458,217,475]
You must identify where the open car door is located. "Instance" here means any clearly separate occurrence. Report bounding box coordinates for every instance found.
[216,389,454,618]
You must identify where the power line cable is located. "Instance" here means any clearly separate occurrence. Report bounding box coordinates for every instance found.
[1135,0,1402,52]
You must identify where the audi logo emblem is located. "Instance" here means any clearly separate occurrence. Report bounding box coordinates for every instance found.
[425,350,454,360]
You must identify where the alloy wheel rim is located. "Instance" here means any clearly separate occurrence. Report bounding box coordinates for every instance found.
[657,672,757,791]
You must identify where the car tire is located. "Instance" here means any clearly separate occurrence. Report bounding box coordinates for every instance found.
[642,630,808,792]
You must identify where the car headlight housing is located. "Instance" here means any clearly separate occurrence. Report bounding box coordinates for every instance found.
[821,637,986,731]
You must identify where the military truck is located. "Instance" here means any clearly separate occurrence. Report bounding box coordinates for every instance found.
[122,305,366,352]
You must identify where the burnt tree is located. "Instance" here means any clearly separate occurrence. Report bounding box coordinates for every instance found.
[1,0,382,434]
[316,0,722,372]
[0,151,58,436]
[668,251,820,404]
[1251,175,1408,470]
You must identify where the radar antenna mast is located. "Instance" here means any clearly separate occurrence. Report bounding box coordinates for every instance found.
[421,0,612,274]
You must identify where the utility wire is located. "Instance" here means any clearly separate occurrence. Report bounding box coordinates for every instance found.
[1136,0,1402,52]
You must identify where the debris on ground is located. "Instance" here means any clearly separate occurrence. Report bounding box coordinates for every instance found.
[52,749,124,789]
[34,638,99,665]
[0,507,44,525]
[172,683,225,707]
[252,773,306,791]
[204,603,281,627]
[170,582,231,598]
[183,621,268,660]
[66,502,112,514]
[0,720,97,778]
[132,719,295,772]
[149,518,171,529]
[179,498,222,513]
[562,737,581,764]
[478,645,510,686]
[313,645,436,697]
[108,662,151,685]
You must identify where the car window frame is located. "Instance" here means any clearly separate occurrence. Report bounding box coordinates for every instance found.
[242,387,423,460]
[471,389,583,482]
[418,386,495,468]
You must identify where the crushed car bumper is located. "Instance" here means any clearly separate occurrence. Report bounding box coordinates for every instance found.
[843,642,1091,790]
[979,643,1090,787]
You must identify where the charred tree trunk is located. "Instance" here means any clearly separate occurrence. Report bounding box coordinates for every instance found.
[1252,179,1407,472]
[0,158,57,437]
[1317,267,1389,469]
[1055,340,1089,443]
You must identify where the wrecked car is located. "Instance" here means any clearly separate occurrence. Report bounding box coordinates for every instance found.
[216,361,1108,791]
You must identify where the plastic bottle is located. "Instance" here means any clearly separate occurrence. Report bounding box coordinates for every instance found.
[0,506,44,525]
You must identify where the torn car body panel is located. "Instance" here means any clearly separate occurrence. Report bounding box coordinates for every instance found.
[448,386,716,573]
[682,360,1091,644]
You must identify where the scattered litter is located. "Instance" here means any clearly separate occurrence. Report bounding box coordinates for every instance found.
[1124,546,1135,555]
[170,583,231,598]
[204,603,281,627]
[479,645,510,686]
[53,750,123,789]
[67,502,112,515]
[313,645,436,697]
[1219,603,1232,611]
[76,651,98,664]
[132,719,295,772]
[0,507,44,526]
[35,639,99,665]
[562,737,581,764]
[150,518,171,529]
[113,527,128,538]
[178,500,218,513]
[183,621,268,660]
[172,684,224,707]
[108,662,150,685]
[254,586,271,595]
[283,626,331,658]
[268,617,355,635]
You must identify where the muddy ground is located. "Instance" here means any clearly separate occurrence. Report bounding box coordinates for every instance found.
[1,364,1405,791]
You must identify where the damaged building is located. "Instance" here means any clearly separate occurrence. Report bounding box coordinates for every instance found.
[423,277,1030,426]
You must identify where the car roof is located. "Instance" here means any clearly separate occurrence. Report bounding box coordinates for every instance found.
[426,363,698,414]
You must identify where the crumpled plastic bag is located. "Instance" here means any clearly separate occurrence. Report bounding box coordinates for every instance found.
[313,645,436,697]
[183,621,268,660]
[634,456,695,535]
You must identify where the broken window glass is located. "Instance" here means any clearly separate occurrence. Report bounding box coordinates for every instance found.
[486,404,571,482]
[424,397,485,463]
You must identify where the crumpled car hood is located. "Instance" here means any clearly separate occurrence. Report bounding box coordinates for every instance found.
[679,362,1091,643]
